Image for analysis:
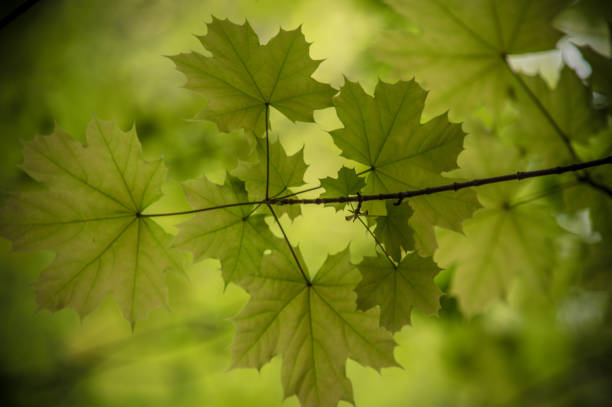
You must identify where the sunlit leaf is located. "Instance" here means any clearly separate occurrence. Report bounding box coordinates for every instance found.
[0,118,187,325]
[377,0,570,117]
[174,174,277,285]
[231,248,397,407]
[332,79,479,255]
[170,17,336,135]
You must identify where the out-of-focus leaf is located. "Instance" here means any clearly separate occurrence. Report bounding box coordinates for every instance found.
[377,0,570,117]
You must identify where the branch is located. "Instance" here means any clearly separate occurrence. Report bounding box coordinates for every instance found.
[271,155,612,205]
[140,156,611,217]
[504,57,611,197]
[140,200,258,218]
[265,103,271,200]
[0,0,41,30]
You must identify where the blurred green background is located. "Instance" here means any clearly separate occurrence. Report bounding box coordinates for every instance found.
[1,1,611,406]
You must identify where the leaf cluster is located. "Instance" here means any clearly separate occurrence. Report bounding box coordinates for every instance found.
[2,3,612,407]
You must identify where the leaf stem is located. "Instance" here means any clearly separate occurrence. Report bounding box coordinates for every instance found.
[266,203,311,285]
[354,211,396,268]
[265,103,271,200]
[271,155,612,206]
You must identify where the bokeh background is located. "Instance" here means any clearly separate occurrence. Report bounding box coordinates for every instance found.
[1,1,611,406]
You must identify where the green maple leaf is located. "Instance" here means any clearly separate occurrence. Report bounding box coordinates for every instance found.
[506,67,606,165]
[173,174,277,285]
[373,201,414,261]
[232,138,307,218]
[435,129,564,315]
[377,0,570,117]
[0,118,187,325]
[356,252,441,333]
[332,79,479,255]
[231,248,397,407]
[170,17,336,135]
[319,167,366,211]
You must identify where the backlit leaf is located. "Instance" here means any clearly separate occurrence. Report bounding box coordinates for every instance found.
[231,248,397,407]
[170,17,336,135]
[0,118,187,325]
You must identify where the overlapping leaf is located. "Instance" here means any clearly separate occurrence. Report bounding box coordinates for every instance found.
[231,248,397,407]
[174,174,277,285]
[319,167,366,211]
[232,138,307,218]
[377,0,570,117]
[332,79,479,255]
[372,201,414,261]
[435,130,565,315]
[356,252,441,332]
[170,17,336,135]
[0,118,187,325]
[506,67,606,166]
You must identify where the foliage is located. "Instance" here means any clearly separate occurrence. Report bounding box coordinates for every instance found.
[1,1,612,407]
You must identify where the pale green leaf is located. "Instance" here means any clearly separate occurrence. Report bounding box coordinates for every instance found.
[231,248,397,407]
[356,252,441,332]
[436,129,565,315]
[174,174,277,285]
[378,0,570,117]
[170,17,336,135]
[0,118,187,324]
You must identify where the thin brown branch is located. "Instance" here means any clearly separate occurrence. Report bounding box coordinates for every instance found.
[271,156,612,205]
[140,200,259,218]
[504,57,611,197]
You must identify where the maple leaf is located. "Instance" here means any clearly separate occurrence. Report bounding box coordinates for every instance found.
[170,17,336,135]
[377,0,570,117]
[435,129,564,315]
[0,118,187,325]
[332,79,479,255]
[231,248,397,407]
[232,137,307,218]
[356,252,441,332]
[173,174,277,285]
[506,67,607,166]
[373,201,414,262]
[319,167,366,211]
